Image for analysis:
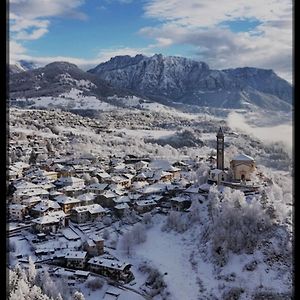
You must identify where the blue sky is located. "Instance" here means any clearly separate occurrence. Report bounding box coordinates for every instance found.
[9,0,292,82]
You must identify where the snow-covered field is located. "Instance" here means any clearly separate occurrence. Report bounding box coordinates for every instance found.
[132,217,201,300]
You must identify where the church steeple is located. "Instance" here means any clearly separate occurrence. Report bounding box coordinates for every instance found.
[216,127,224,170]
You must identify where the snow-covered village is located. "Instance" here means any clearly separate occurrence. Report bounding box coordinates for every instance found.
[7,106,293,300]
[7,1,293,299]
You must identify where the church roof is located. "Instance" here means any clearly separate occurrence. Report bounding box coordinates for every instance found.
[216,127,224,137]
[232,154,254,161]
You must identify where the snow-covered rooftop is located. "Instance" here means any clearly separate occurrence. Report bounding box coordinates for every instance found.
[88,256,131,271]
[65,251,87,260]
[232,153,254,161]
[72,204,105,214]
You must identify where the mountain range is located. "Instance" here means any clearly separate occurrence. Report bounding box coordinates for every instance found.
[9,61,138,100]
[9,54,293,112]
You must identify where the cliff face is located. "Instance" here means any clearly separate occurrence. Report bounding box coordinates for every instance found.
[88,54,293,111]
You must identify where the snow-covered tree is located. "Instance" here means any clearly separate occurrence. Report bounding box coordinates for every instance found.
[27,256,37,284]
[208,187,274,264]
[82,173,91,184]
[73,291,85,300]
[195,162,210,185]
[89,176,99,184]
[207,184,221,223]
[102,228,110,240]
[132,223,147,244]
[122,208,139,225]
[163,211,187,233]
[120,231,134,257]
[102,216,112,226]
[187,199,202,224]
[142,213,153,228]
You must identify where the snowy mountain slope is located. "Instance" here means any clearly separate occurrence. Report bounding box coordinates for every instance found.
[9,60,40,75]
[9,61,145,102]
[88,54,293,111]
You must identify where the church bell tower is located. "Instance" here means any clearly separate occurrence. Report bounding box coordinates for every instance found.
[216,127,224,170]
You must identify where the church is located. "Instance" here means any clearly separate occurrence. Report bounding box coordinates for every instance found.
[208,127,256,185]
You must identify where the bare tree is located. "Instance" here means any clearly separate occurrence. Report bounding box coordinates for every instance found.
[132,223,147,244]
[27,256,37,284]
[120,231,134,257]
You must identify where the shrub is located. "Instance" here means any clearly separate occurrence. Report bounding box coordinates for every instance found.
[86,278,105,291]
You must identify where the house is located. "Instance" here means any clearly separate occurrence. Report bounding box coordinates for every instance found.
[208,169,228,184]
[8,165,23,180]
[88,257,133,283]
[74,270,90,281]
[134,199,157,214]
[58,185,86,198]
[58,166,75,177]
[21,196,42,209]
[112,195,131,206]
[8,162,30,180]
[13,180,39,191]
[110,175,131,188]
[54,195,81,214]
[54,176,85,189]
[49,190,64,200]
[170,195,192,211]
[172,161,190,172]
[77,193,97,205]
[72,164,95,175]
[166,166,181,178]
[150,170,173,183]
[230,154,256,181]
[32,210,66,233]
[30,199,61,217]
[97,190,118,208]
[9,204,27,221]
[134,160,149,171]
[65,251,88,269]
[83,236,104,256]
[85,183,108,196]
[133,172,149,182]
[70,204,106,223]
[94,171,111,184]
[13,188,49,202]
[114,203,129,217]
[38,182,56,192]
[25,169,58,181]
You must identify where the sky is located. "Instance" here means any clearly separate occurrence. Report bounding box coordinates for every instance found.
[9,0,293,82]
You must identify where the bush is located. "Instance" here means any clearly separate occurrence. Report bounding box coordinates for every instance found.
[86,278,105,291]
[222,287,244,300]
[162,211,187,233]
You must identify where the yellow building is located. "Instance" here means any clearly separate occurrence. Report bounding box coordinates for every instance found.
[230,154,256,181]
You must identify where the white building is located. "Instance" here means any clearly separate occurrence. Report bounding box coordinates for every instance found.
[9,204,27,221]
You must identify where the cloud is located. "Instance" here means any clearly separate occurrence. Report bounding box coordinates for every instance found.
[10,0,86,20]
[144,0,292,28]
[10,0,87,42]
[9,40,27,63]
[227,112,293,156]
[9,46,154,70]
[142,0,293,82]
[15,28,49,40]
